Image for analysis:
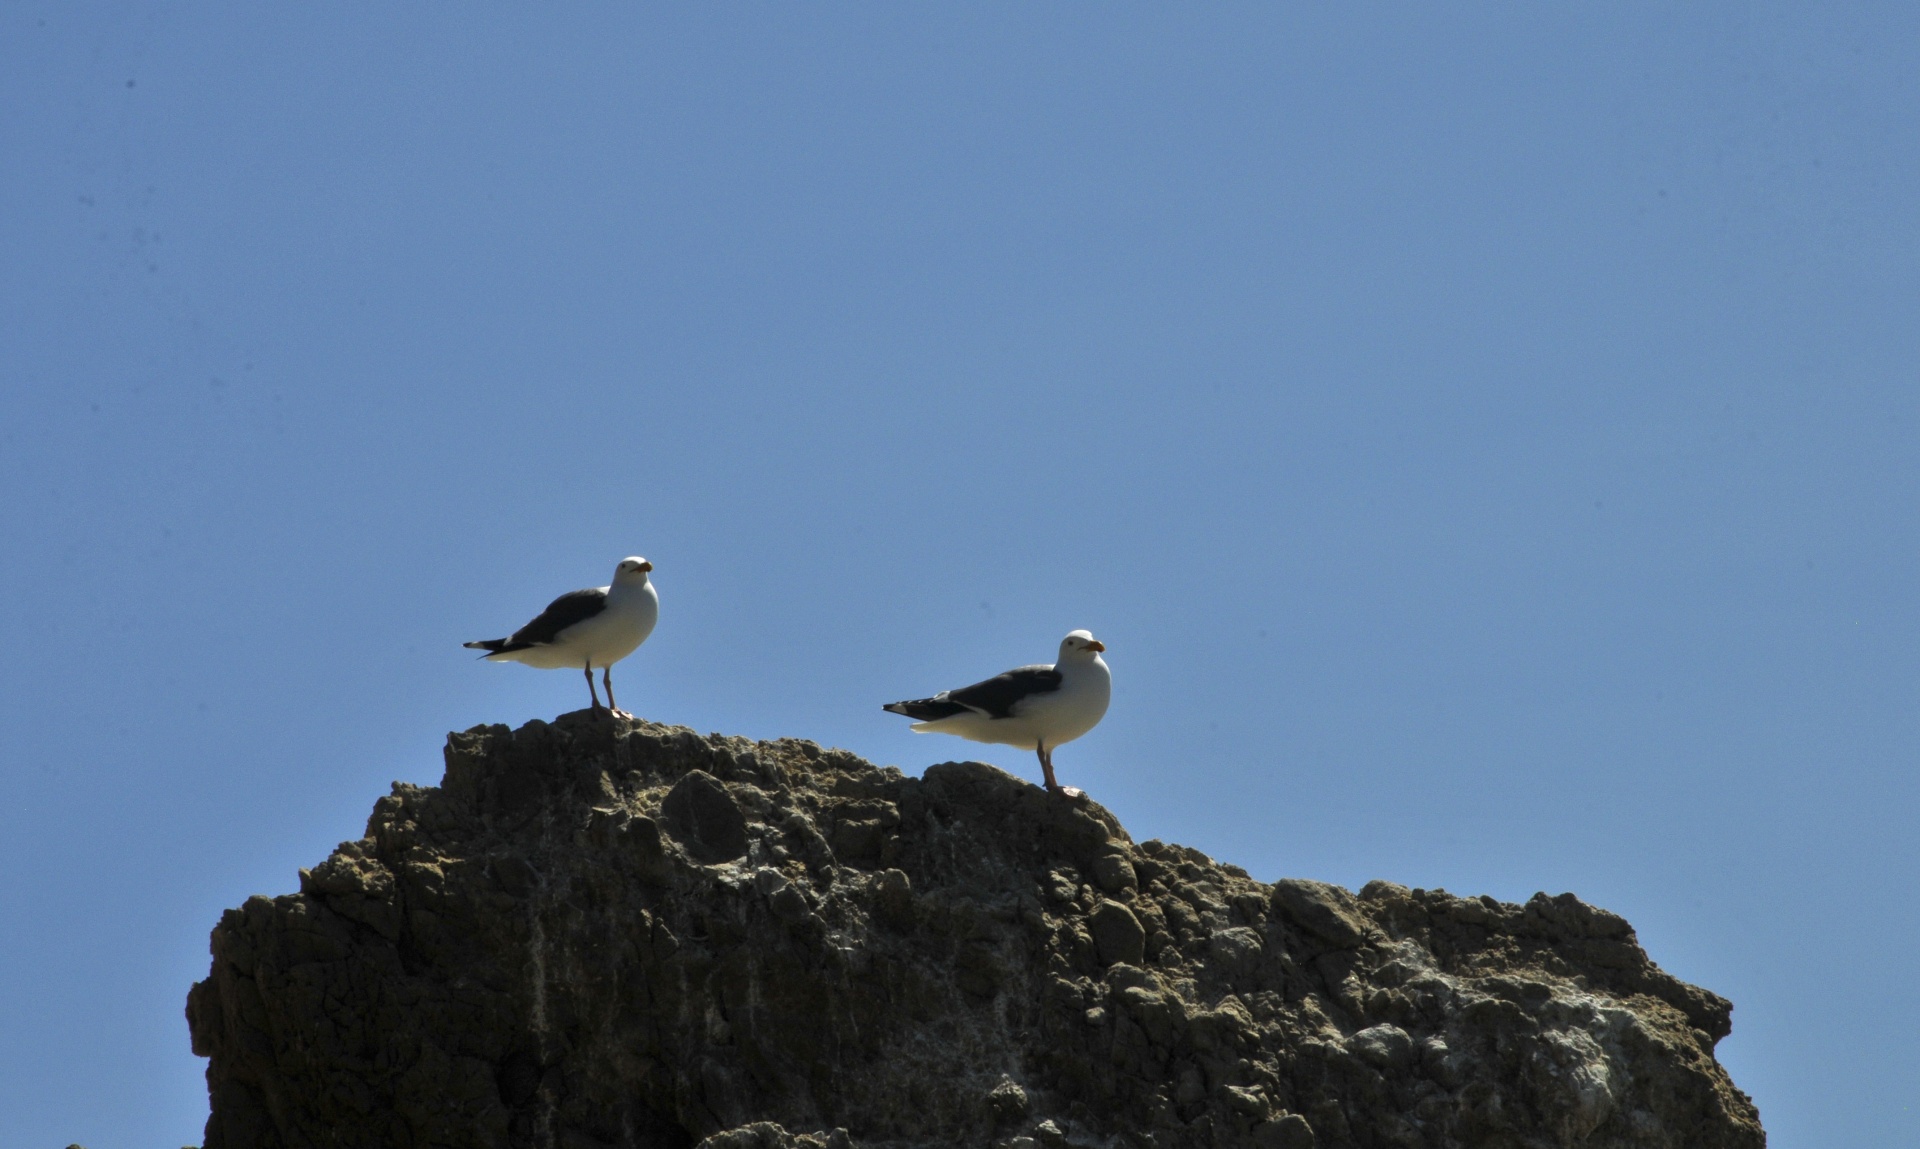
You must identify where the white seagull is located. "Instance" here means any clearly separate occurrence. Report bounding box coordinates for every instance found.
[884,630,1112,795]
[464,557,659,716]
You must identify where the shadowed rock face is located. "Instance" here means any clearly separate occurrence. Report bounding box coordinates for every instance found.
[186,713,1765,1149]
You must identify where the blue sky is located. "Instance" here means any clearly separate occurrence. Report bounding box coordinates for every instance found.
[2,5,1915,1146]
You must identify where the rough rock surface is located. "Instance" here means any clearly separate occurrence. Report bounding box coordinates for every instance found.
[188,712,1765,1149]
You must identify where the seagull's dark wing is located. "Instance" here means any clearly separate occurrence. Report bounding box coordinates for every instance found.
[886,665,1063,721]
[486,587,607,651]
[946,664,1063,719]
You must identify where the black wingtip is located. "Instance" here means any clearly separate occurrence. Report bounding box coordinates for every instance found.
[884,698,968,722]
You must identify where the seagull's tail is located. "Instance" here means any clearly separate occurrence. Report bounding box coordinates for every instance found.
[883,697,969,722]
[464,639,509,658]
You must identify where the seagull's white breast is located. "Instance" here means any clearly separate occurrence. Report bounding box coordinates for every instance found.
[1017,654,1111,745]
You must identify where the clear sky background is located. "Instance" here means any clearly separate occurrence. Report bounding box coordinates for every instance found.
[2,5,1915,1147]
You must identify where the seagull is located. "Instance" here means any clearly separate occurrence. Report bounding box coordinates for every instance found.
[464,557,659,717]
[884,630,1111,796]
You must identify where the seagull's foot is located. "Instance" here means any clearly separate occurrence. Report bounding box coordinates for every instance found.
[609,708,635,721]
[1059,786,1087,802]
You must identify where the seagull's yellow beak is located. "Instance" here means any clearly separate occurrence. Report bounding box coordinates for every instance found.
[1087,640,1105,652]
[638,560,653,573]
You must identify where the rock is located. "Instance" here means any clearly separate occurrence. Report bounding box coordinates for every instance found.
[1271,878,1371,948]
[1088,899,1146,966]
[662,769,749,863]
[1347,1023,1413,1069]
[1524,890,1635,940]
[873,867,914,927]
[187,711,1766,1149]
[986,1075,1030,1121]
[695,1123,854,1149]
[1208,925,1264,978]
[1091,852,1137,893]
[1222,1084,1271,1117]
[1253,1113,1316,1149]
[620,813,673,883]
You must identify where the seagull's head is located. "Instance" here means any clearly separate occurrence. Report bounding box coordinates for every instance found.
[1060,629,1107,660]
[614,556,653,581]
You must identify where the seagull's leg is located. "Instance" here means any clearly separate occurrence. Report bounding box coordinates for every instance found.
[1040,741,1085,800]
[585,660,605,712]
[603,667,629,719]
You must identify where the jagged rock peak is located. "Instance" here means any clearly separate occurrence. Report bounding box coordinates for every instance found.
[187,710,1765,1148]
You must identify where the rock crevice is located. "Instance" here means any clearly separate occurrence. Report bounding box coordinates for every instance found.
[187,712,1765,1148]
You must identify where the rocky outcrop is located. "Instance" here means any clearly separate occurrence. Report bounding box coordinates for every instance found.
[187,712,1764,1148]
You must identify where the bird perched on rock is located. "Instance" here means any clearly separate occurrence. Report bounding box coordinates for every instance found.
[465,556,658,717]
[884,630,1111,796]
